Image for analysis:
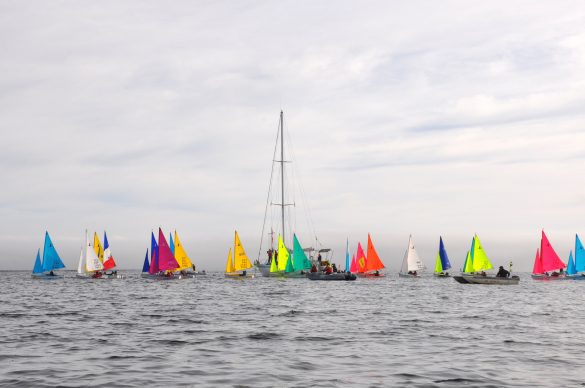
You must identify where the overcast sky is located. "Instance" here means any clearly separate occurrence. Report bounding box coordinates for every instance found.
[1,1,585,271]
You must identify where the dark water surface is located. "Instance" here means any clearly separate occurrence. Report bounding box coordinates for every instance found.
[1,271,583,387]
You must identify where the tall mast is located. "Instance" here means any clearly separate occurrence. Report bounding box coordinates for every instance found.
[280,110,285,244]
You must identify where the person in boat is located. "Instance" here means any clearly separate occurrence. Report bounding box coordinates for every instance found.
[310,264,318,273]
[325,265,333,275]
[480,271,487,276]
[92,271,102,279]
[496,266,510,278]
[49,270,55,276]
[408,270,417,276]
[266,249,273,264]
[332,263,338,273]
[241,270,247,277]
[550,271,559,277]
[317,253,322,265]
[374,270,380,276]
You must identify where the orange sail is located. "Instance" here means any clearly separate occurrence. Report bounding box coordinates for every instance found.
[365,234,385,272]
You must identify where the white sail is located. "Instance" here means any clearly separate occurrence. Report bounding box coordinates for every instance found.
[401,235,425,273]
[85,231,104,272]
[77,247,84,274]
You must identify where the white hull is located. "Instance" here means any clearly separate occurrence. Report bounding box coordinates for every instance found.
[398,273,420,278]
[454,274,520,285]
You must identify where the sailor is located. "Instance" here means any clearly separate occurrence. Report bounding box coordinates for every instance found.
[49,270,55,276]
[496,266,510,278]
[310,264,318,273]
[374,270,380,276]
[241,270,247,277]
[325,265,333,275]
[332,263,338,272]
[317,253,322,265]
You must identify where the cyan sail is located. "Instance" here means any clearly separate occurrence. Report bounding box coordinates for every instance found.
[292,234,312,271]
[567,251,577,275]
[345,238,350,272]
[169,233,175,256]
[575,234,585,272]
[32,249,43,274]
[142,249,150,273]
[41,232,65,272]
[439,237,451,270]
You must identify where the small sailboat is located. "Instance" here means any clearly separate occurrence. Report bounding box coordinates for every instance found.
[143,231,159,278]
[141,249,150,277]
[355,242,367,275]
[76,230,105,279]
[572,234,585,280]
[399,235,425,278]
[454,234,519,284]
[433,237,452,277]
[32,231,66,278]
[531,230,568,280]
[356,234,385,277]
[566,251,577,277]
[173,230,203,278]
[225,231,254,278]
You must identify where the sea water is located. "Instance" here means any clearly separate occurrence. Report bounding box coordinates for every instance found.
[0,271,583,387]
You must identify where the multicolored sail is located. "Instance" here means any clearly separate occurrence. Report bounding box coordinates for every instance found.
[365,234,385,272]
[539,230,566,272]
[169,233,175,256]
[32,249,43,274]
[356,242,367,273]
[102,232,116,270]
[566,251,577,275]
[93,232,104,263]
[463,250,473,273]
[173,231,193,271]
[277,234,289,272]
[225,248,235,273]
[471,234,493,272]
[435,236,451,273]
[234,231,253,271]
[345,238,350,272]
[142,249,150,273]
[158,228,179,271]
[575,234,585,273]
[292,234,312,271]
[42,231,65,272]
[149,231,159,275]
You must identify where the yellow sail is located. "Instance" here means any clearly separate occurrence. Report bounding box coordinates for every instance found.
[93,232,104,263]
[277,235,290,272]
[225,248,235,273]
[463,251,474,273]
[472,235,493,272]
[269,251,279,272]
[174,231,193,271]
[234,231,253,271]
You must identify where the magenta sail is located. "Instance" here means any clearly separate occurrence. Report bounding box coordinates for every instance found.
[540,230,566,272]
[532,249,543,274]
[158,228,179,271]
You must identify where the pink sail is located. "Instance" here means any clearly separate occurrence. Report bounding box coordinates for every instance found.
[158,228,179,271]
[349,254,357,273]
[540,230,566,272]
[532,248,543,274]
[356,242,367,273]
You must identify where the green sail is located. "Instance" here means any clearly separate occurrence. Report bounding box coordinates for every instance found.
[434,252,443,273]
[463,251,474,273]
[292,234,312,271]
[472,235,493,272]
[284,255,295,273]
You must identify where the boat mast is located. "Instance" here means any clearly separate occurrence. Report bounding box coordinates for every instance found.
[280,110,285,244]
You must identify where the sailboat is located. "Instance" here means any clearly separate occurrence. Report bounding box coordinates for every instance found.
[173,230,205,277]
[32,231,66,278]
[399,235,425,278]
[141,249,150,277]
[433,237,452,277]
[77,230,105,279]
[572,234,585,280]
[355,242,367,275]
[355,234,385,277]
[454,234,519,284]
[531,230,568,280]
[255,110,322,277]
[225,231,254,278]
[91,231,122,279]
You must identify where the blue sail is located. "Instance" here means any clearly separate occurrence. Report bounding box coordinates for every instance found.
[149,231,159,273]
[32,249,43,274]
[104,231,110,251]
[439,237,451,270]
[575,234,585,272]
[41,231,65,272]
[567,251,577,275]
[169,233,175,256]
[142,249,150,273]
[345,238,350,272]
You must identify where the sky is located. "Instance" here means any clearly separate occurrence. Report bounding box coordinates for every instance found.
[1,0,585,271]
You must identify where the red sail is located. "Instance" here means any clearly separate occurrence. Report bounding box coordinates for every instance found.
[540,230,566,272]
[356,242,367,273]
[532,248,543,274]
[365,234,385,272]
[158,228,179,271]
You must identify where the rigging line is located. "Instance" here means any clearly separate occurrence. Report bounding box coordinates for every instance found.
[285,123,319,247]
[257,117,281,262]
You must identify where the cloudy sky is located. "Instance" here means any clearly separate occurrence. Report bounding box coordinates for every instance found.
[2,1,585,271]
